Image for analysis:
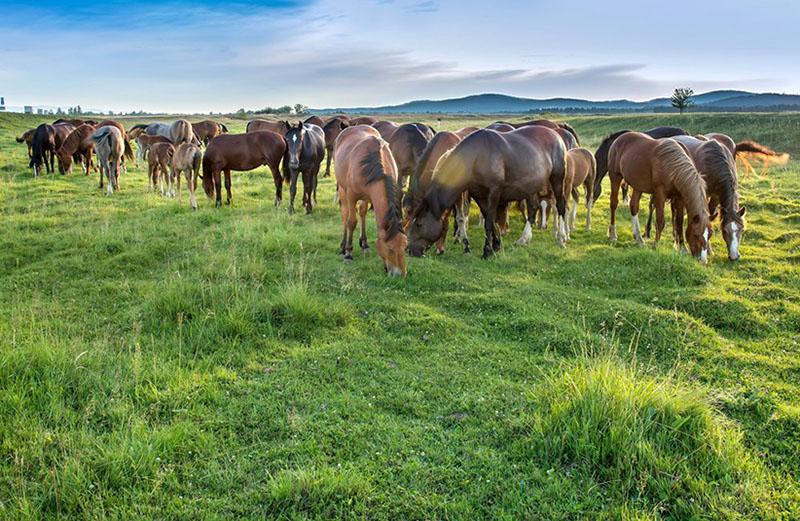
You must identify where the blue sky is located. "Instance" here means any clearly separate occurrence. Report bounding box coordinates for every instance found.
[2,0,798,112]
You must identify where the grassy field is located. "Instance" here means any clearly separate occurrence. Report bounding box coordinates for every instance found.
[1,112,799,519]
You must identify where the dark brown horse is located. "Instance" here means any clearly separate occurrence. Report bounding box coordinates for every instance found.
[282,122,325,215]
[304,115,326,127]
[202,131,287,208]
[388,123,432,193]
[407,126,568,258]
[246,119,290,135]
[29,124,56,176]
[607,133,710,262]
[53,122,76,150]
[56,124,96,175]
[193,120,229,145]
[322,117,350,177]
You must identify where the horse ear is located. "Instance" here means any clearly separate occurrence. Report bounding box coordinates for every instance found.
[738,206,747,217]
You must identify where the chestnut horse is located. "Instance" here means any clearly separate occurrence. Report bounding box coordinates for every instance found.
[564,147,596,232]
[607,133,710,262]
[17,129,36,158]
[148,142,175,194]
[56,124,96,175]
[92,126,125,194]
[372,120,400,141]
[29,124,56,177]
[53,122,76,151]
[334,126,407,276]
[134,135,172,167]
[349,116,378,126]
[171,143,203,210]
[322,117,350,177]
[193,120,229,145]
[246,119,290,135]
[202,131,286,208]
[304,115,326,127]
[407,126,568,258]
[283,122,325,215]
[388,123,432,193]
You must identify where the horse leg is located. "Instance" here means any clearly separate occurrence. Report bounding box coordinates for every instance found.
[609,174,622,242]
[224,169,232,205]
[344,201,357,261]
[584,179,594,230]
[538,193,549,229]
[214,168,222,208]
[475,193,500,259]
[653,190,666,246]
[671,199,687,253]
[550,172,568,247]
[435,208,451,255]
[630,190,644,246]
[324,150,333,178]
[358,200,369,251]
[622,183,629,205]
[288,168,299,215]
[338,191,349,255]
[271,165,282,207]
[516,197,534,246]
[570,187,579,232]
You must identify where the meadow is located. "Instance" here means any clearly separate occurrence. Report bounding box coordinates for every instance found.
[1,111,799,520]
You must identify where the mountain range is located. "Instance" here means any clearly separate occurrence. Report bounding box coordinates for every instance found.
[312,90,800,114]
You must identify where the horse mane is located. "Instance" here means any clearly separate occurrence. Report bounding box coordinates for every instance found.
[655,139,707,218]
[219,123,228,133]
[700,140,740,223]
[129,124,148,132]
[360,147,403,241]
[557,122,580,145]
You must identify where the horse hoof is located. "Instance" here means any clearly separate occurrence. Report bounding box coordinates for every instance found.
[344,253,354,262]
[288,206,294,215]
[216,201,222,209]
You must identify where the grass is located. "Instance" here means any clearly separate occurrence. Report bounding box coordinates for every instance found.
[0,112,799,519]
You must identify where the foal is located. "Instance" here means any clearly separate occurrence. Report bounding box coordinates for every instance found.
[171,143,203,210]
[148,142,176,194]
[565,147,596,232]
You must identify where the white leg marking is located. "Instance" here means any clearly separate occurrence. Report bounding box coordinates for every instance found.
[516,221,533,246]
[539,200,548,229]
[632,214,643,244]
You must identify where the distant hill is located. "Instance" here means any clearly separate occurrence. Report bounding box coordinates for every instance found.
[312,90,800,114]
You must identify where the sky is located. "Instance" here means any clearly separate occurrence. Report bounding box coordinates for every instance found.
[2,0,799,113]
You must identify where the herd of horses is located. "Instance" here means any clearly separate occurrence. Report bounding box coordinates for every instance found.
[16,114,789,276]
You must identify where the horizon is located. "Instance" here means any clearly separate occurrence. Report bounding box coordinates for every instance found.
[2,0,799,113]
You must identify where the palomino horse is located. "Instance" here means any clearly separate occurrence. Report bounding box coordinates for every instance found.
[593,126,688,202]
[322,117,350,177]
[202,131,287,208]
[92,126,125,194]
[16,129,36,158]
[670,135,746,260]
[564,147,596,232]
[56,124,96,175]
[389,123,432,193]
[246,119,290,135]
[407,126,569,258]
[134,135,171,167]
[334,125,407,276]
[283,122,325,215]
[171,143,203,210]
[30,124,57,177]
[193,120,229,145]
[304,115,326,127]
[372,120,400,141]
[607,133,710,262]
[148,142,175,194]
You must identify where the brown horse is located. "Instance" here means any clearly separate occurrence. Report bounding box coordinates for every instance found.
[134,135,172,167]
[96,120,134,165]
[486,122,515,132]
[564,148,596,232]
[246,119,290,135]
[322,117,350,177]
[148,142,175,194]
[16,129,36,158]
[334,126,407,276]
[455,127,478,139]
[513,119,580,145]
[193,120,229,145]
[304,115,326,127]
[670,135,745,260]
[202,131,286,208]
[53,122,76,150]
[389,123,432,193]
[171,143,203,210]
[407,126,569,258]
[608,133,710,262]
[56,124,96,174]
[372,120,400,141]
[349,116,378,126]
[30,124,56,177]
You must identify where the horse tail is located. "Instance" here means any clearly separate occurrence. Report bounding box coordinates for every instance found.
[558,122,580,145]
[220,123,228,133]
[16,135,25,143]
[735,140,789,161]
[129,124,148,132]
[123,138,134,161]
[201,153,215,198]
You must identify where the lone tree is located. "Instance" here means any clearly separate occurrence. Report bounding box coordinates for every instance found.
[671,88,694,114]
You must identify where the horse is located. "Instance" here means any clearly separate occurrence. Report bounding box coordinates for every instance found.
[92,126,125,195]
[53,122,76,150]
[564,148,596,232]
[304,115,326,127]
[135,135,172,168]
[322,117,350,177]
[29,124,57,177]
[202,131,287,208]
[283,122,325,215]
[349,116,378,126]
[148,142,175,194]
[730,139,790,177]
[192,120,228,145]
[403,130,471,254]
[16,129,36,158]
[170,143,203,210]
[334,125,407,276]
[486,122,515,132]
[593,126,688,202]
[388,123,432,194]
[56,124,96,175]
[455,127,478,139]
[372,120,400,141]
[137,120,194,145]
[607,133,710,262]
[127,125,147,141]
[407,125,569,258]
[95,120,134,161]
[512,120,580,145]
[246,119,290,135]
[669,135,746,261]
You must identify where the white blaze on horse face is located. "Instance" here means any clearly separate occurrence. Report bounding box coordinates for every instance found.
[292,134,297,143]
[728,222,740,260]
[700,227,709,264]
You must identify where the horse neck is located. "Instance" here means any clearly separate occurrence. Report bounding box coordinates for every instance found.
[671,166,707,219]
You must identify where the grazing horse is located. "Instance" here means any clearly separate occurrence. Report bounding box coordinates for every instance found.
[564,147,596,232]
[670,135,746,260]
[192,120,228,145]
[138,120,194,145]
[246,119,290,135]
[304,115,326,127]
[511,120,580,145]
[95,120,134,163]
[56,124,96,175]
[593,126,688,202]
[486,122,515,133]
[92,126,125,194]
[349,116,378,126]
[148,143,175,194]
[135,135,172,167]
[334,126,407,276]
[282,122,326,215]
[16,129,36,158]
[389,123,432,193]
[407,126,569,258]
[372,120,400,141]
[29,124,56,177]
[202,131,287,208]
[53,122,76,150]
[171,143,203,210]
[322,117,350,177]
[607,133,710,262]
